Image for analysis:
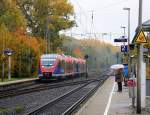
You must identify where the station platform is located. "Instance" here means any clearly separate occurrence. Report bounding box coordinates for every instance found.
[75,76,150,115]
[0,78,37,86]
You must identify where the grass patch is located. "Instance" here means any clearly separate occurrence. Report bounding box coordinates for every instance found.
[15,105,24,113]
[0,106,24,114]
[0,107,9,114]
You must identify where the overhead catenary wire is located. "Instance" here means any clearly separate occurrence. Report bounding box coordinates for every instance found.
[98,0,129,11]
[69,0,91,39]
[73,0,99,40]
[68,0,130,40]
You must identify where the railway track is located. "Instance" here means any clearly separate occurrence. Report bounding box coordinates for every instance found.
[0,78,100,99]
[0,69,108,92]
[0,71,97,92]
[26,75,108,115]
[0,79,38,91]
[0,69,111,99]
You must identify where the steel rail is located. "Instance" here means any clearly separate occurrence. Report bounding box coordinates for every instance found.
[0,79,98,99]
[62,76,108,115]
[26,77,108,115]
[26,82,93,115]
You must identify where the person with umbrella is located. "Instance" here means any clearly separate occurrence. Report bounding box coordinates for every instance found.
[115,68,124,92]
[111,64,124,92]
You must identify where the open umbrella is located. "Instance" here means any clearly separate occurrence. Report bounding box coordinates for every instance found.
[110,64,124,70]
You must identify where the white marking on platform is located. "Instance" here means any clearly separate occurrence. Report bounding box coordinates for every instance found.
[103,82,115,115]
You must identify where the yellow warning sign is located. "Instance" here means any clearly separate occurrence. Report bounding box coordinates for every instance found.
[134,28,147,43]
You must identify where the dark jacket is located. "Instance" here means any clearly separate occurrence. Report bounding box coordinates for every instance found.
[115,72,123,82]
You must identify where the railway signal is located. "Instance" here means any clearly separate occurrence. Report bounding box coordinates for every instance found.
[84,54,89,59]
[84,55,89,78]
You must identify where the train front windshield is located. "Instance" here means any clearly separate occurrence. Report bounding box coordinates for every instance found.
[41,59,56,67]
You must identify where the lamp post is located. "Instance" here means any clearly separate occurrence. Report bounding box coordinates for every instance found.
[102,33,108,39]
[123,8,131,79]
[121,26,126,38]
[102,33,112,42]
[123,7,134,108]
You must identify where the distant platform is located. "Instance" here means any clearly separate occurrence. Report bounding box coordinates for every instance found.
[0,78,37,86]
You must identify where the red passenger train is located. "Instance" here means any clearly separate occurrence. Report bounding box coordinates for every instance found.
[38,54,86,80]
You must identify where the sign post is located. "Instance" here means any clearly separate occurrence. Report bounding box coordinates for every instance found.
[133,27,147,113]
[114,36,128,63]
[4,48,14,80]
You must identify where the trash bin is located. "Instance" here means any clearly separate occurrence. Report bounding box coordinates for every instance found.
[127,78,136,98]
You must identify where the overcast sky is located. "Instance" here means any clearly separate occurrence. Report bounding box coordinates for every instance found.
[66,0,150,43]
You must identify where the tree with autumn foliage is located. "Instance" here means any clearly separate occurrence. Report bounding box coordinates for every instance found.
[17,0,75,51]
[0,23,46,78]
[73,48,83,58]
[0,0,75,79]
[0,0,27,31]
[62,36,119,71]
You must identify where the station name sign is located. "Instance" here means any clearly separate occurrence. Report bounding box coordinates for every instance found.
[114,38,127,42]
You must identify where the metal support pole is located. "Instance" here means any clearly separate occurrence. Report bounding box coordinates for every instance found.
[45,16,49,54]
[121,26,126,63]
[2,30,5,81]
[8,56,11,80]
[123,8,135,108]
[127,8,133,108]
[127,9,131,79]
[137,0,143,113]
[45,13,51,54]
[116,52,119,64]
[86,59,88,78]
[102,33,104,39]
[19,55,21,77]
[84,55,88,78]
[29,37,31,76]
[123,27,125,37]
[109,32,112,45]
[123,7,132,98]
[2,61,4,82]
[137,45,142,113]
[123,27,126,63]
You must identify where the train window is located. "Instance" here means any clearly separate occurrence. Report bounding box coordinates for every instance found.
[41,59,56,66]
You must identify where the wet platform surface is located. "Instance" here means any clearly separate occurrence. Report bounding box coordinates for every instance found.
[75,76,150,115]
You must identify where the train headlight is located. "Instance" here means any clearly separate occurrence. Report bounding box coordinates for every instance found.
[42,65,44,68]
[51,66,54,68]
